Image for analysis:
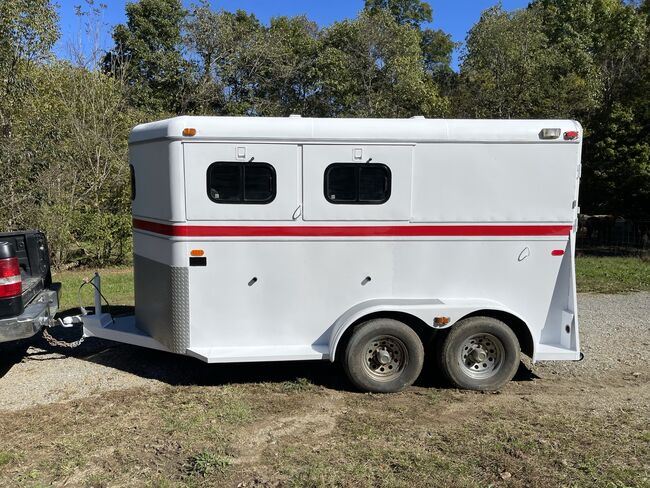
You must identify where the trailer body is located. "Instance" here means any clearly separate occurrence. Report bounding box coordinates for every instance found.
[84,116,582,372]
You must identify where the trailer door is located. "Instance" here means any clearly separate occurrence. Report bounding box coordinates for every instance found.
[184,143,299,221]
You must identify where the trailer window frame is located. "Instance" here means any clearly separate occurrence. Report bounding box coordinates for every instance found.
[207,161,277,205]
[324,163,392,205]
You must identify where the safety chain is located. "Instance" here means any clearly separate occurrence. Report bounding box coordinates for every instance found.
[42,328,85,349]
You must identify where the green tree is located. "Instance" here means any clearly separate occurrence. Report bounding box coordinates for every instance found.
[0,0,59,131]
[531,0,648,218]
[104,0,190,113]
[1,2,143,265]
[364,0,432,27]
[582,104,650,219]
[532,0,646,113]
[185,2,453,117]
[316,10,447,118]
[365,0,455,85]
[454,5,598,118]
[258,15,321,116]
[421,27,455,76]
[0,0,58,230]
[184,7,270,115]
[17,63,142,266]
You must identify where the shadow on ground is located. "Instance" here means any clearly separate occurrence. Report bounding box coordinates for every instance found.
[0,340,31,378]
[1,305,539,390]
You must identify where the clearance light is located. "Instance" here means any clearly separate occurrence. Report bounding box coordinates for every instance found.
[551,250,565,256]
[564,131,579,140]
[539,128,561,140]
[190,249,205,257]
[183,128,197,137]
[434,316,451,326]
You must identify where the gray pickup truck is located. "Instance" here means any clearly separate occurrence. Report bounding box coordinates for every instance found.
[0,231,60,343]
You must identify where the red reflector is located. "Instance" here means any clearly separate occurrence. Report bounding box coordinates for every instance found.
[0,257,22,298]
[551,250,565,256]
[564,131,579,140]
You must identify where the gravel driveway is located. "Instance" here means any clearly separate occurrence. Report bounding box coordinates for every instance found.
[0,292,648,411]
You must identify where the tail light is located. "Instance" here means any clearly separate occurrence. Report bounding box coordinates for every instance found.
[0,243,21,299]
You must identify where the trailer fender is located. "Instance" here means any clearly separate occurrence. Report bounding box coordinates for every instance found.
[328,298,531,362]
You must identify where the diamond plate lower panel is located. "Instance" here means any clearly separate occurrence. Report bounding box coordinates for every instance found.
[134,255,190,354]
[169,267,190,353]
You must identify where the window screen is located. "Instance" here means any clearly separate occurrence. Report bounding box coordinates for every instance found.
[207,162,276,204]
[324,163,391,204]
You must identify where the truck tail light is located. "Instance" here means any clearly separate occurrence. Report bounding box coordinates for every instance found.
[0,256,22,298]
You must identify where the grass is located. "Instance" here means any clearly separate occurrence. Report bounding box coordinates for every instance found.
[0,382,647,487]
[270,390,649,488]
[52,257,650,311]
[53,267,134,311]
[185,450,232,477]
[576,257,650,293]
[0,451,14,468]
[0,385,262,487]
[279,378,316,393]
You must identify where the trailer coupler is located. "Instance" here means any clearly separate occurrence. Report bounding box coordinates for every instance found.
[41,272,107,349]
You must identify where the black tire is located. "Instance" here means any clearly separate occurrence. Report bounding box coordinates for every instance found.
[438,316,520,391]
[342,318,424,393]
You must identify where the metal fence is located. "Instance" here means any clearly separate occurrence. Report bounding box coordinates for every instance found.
[576,216,650,256]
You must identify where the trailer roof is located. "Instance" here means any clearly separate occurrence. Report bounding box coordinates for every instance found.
[129,116,582,145]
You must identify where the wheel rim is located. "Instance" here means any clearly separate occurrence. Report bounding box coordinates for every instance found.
[362,335,409,382]
[458,333,505,379]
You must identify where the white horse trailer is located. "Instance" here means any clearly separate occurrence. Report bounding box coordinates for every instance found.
[80,116,583,392]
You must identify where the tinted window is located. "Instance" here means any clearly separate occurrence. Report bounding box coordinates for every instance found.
[208,163,241,202]
[244,165,275,202]
[359,166,390,202]
[207,162,276,204]
[326,165,356,202]
[325,163,391,204]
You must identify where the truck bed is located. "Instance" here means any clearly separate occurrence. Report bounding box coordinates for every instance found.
[0,231,58,341]
[0,231,52,315]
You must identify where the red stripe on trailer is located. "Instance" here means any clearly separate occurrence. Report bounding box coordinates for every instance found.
[133,219,572,238]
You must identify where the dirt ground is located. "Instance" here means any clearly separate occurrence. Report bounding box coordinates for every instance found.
[0,293,648,487]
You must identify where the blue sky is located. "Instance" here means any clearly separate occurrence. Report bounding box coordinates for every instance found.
[55,0,530,70]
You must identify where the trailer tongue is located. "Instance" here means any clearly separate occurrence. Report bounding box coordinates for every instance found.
[53,273,168,352]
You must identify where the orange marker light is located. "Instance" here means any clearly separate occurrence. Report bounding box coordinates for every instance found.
[190,249,205,257]
[434,316,450,326]
[183,128,197,137]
